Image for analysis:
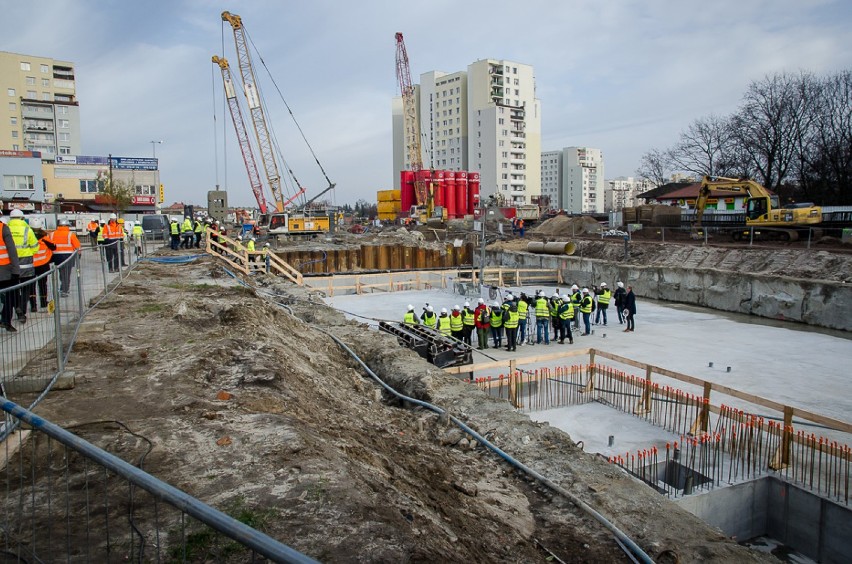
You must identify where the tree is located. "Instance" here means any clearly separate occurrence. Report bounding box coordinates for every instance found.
[99,172,135,214]
[667,114,738,178]
[635,148,671,187]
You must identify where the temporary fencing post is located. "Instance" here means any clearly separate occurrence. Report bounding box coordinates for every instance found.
[50,265,64,372]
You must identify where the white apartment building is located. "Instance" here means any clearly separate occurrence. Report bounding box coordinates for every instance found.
[546,147,604,214]
[393,59,541,205]
[604,176,654,212]
[0,51,81,159]
[540,150,562,210]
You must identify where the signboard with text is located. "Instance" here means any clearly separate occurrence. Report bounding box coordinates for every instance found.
[0,150,41,158]
[132,195,156,205]
[110,156,158,171]
[55,155,109,165]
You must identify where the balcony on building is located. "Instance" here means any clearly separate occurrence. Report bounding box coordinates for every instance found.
[23,119,54,132]
[489,64,504,76]
[21,103,53,118]
[510,132,525,143]
[510,109,525,120]
[53,66,75,80]
[490,87,504,98]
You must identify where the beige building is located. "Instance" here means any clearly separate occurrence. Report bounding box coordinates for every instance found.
[43,156,160,213]
[0,51,81,159]
[604,176,654,212]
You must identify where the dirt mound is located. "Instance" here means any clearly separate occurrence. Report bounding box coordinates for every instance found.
[23,256,768,563]
[531,215,600,237]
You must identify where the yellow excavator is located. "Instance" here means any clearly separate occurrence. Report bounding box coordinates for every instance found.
[694,176,822,241]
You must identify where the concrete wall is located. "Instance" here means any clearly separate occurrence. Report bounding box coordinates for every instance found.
[677,477,852,563]
[489,251,852,331]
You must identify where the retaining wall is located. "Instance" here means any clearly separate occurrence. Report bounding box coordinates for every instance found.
[488,251,852,331]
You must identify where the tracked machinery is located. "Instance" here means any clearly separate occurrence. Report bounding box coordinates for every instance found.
[217,11,337,237]
[693,176,823,241]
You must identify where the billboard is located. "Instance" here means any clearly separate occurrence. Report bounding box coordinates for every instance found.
[110,156,158,171]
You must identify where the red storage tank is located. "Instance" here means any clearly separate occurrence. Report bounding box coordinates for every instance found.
[467,171,480,213]
[431,169,445,210]
[456,171,468,217]
[400,171,415,215]
[414,170,432,206]
[444,170,456,219]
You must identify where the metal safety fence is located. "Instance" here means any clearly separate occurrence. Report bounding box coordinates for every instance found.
[1,233,159,421]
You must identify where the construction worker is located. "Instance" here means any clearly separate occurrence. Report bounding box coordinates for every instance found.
[101,214,123,272]
[558,294,574,344]
[420,305,437,329]
[30,220,54,311]
[570,284,582,330]
[595,282,611,325]
[516,293,529,346]
[517,218,525,237]
[0,213,21,332]
[86,218,99,247]
[96,221,106,246]
[7,210,38,324]
[169,218,180,250]
[246,236,256,263]
[614,281,627,324]
[504,299,519,351]
[437,308,451,337]
[131,221,144,257]
[403,304,419,326]
[579,288,593,336]
[461,301,475,345]
[46,219,81,296]
[489,300,504,348]
[534,290,550,345]
[180,216,194,249]
[549,291,562,337]
[193,216,205,249]
[474,298,490,350]
[449,304,463,341]
[117,218,128,266]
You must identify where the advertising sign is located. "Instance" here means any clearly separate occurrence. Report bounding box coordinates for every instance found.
[132,195,156,205]
[110,156,158,171]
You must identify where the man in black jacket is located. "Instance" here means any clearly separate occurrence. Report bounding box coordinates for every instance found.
[624,286,636,332]
[614,281,627,324]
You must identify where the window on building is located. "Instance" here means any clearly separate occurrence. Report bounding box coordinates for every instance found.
[26,90,36,99]
[58,119,69,129]
[512,67,517,74]
[40,64,49,73]
[498,118,504,124]
[135,184,156,195]
[79,179,104,193]
[20,62,31,71]
[42,92,51,101]
[7,88,15,97]
[8,102,16,111]
[11,131,18,138]
[11,144,18,151]
[59,132,70,141]
[3,175,34,191]
[10,117,16,125]
[41,78,49,87]
[26,76,35,86]
[59,146,70,155]
[56,106,68,115]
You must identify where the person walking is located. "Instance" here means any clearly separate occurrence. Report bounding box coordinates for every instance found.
[86,218,99,247]
[169,218,180,250]
[579,288,593,336]
[614,281,627,324]
[101,214,123,272]
[474,298,490,350]
[503,300,519,351]
[131,221,144,257]
[624,286,636,332]
[7,210,38,324]
[420,305,437,329]
[558,294,574,344]
[534,290,550,345]
[0,214,22,332]
[461,301,476,346]
[45,219,80,296]
[489,300,504,348]
[595,282,611,326]
[403,304,419,325]
[437,308,452,337]
[30,222,54,312]
[450,305,464,341]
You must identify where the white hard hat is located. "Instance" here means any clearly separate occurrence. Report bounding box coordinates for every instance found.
[562,294,569,300]
[59,219,70,226]
[263,242,270,247]
[617,281,624,288]
[600,282,607,287]
[582,287,589,293]
[427,305,434,312]
[464,301,470,308]
[506,294,514,300]
[571,284,579,290]
[250,237,256,241]
[10,209,24,218]
[493,301,500,307]
[441,307,448,314]
[237,235,243,240]
[407,304,414,311]
[29,218,44,229]
[109,213,117,220]
[453,305,460,311]
[477,298,484,304]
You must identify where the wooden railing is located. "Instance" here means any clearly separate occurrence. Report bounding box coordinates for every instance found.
[205,230,302,285]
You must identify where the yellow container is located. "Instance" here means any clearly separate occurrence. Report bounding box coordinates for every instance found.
[377,211,397,221]
[377,201,401,213]
[377,190,401,202]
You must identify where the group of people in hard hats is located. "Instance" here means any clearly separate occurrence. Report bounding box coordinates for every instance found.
[401,281,637,352]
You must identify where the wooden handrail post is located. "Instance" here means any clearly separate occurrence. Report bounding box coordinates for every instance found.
[508,359,519,408]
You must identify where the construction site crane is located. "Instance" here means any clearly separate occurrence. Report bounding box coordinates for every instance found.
[395,32,430,212]
[222,10,304,212]
[212,55,268,214]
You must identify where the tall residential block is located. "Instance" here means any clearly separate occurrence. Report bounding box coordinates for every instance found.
[562,147,604,214]
[604,176,653,212]
[392,59,541,205]
[540,150,563,210]
[0,51,81,159]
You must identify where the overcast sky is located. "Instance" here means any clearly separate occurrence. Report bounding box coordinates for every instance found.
[5,0,851,208]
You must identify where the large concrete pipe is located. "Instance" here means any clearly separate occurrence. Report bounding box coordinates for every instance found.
[526,241,577,255]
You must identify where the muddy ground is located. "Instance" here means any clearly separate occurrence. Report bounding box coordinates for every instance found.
[22,253,776,563]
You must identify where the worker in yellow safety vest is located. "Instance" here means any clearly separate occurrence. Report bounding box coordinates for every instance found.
[403,304,419,325]
[558,294,574,344]
[503,300,519,351]
[449,304,463,340]
[534,290,550,345]
[516,293,529,345]
[461,301,475,345]
[180,216,194,249]
[595,282,611,326]
[489,300,504,348]
[579,288,593,336]
[437,308,451,336]
[420,305,437,329]
[7,209,39,323]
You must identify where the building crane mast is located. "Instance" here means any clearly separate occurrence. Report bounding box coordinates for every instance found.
[222,10,305,212]
[395,32,428,208]
[211,56,268,214]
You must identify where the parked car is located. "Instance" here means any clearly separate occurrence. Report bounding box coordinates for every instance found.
[141,214,169,240]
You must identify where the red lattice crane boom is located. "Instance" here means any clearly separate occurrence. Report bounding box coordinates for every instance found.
[212,55,268,214]
[395,32,427,206]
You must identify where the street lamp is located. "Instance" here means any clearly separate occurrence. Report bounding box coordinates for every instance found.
[150,140,163,158]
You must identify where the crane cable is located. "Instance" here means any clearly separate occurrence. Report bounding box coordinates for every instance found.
[244,29,336,200]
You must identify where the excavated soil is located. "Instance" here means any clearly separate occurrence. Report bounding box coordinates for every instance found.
[22,256,774,563]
